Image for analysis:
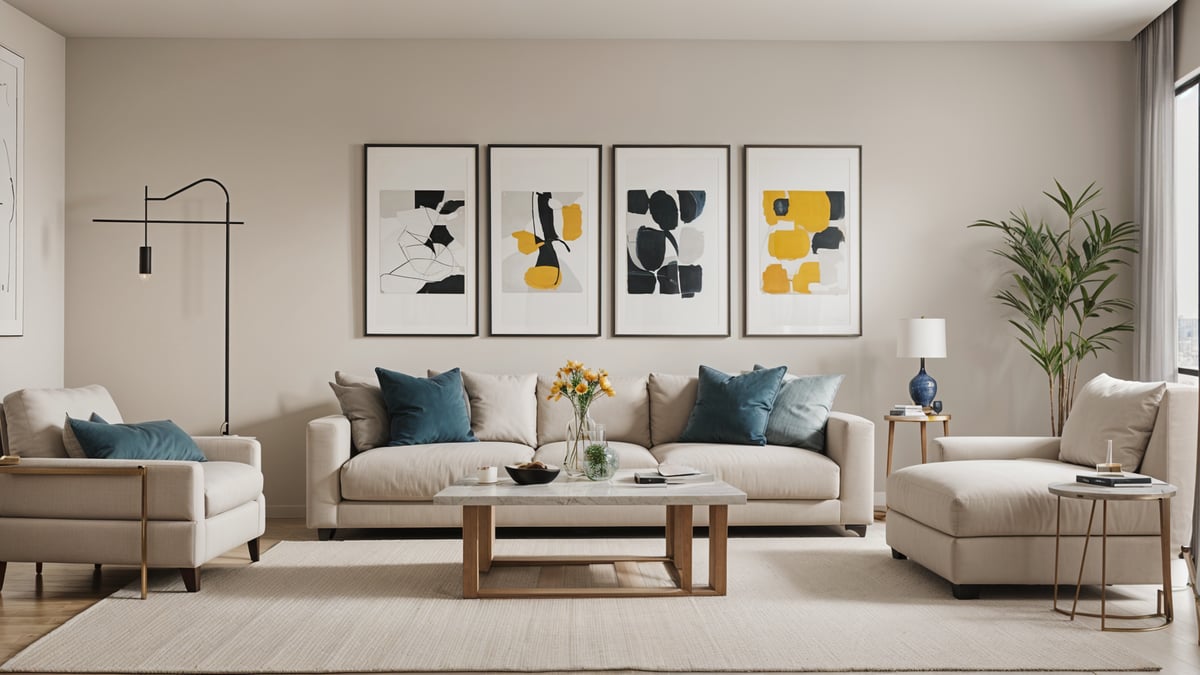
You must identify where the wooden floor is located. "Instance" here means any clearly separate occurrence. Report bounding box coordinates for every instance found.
[0,518,1197,675]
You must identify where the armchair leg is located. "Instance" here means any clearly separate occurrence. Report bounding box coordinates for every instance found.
[845,524,868,537]
[318,528,337,541]
[951,583,981,600]
[180,567,201,592]
[35,562,42,575]
[0,561,6,591]
[247,537,261,562]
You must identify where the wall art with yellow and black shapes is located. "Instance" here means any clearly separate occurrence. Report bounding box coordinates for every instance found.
[743,146,861,336]
[613,145,730,337]
[364,144,478,336]
[488,145,601,336]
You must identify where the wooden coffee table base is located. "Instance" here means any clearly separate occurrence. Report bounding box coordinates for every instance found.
[459,504,729,599]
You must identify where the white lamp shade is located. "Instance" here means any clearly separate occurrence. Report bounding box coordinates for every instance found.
[897,318,947,358]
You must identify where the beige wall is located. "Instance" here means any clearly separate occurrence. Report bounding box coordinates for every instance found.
[1178,0,1200,81]
[65,39,1135,515]
[0,2,65,396]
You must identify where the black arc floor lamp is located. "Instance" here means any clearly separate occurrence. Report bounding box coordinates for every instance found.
[94,178,243,435]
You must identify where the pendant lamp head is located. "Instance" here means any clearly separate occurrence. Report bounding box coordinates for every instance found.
[138,245,152,279]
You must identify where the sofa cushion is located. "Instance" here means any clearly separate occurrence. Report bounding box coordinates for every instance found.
[650,442,839,500]
[648,373,698,446]
[1059,373,1166,471]
[536,375,650,447]
[533,441,659,470]
[460,371,537,446]
[886,459,1162,538]
[679,365,786,446]
[756,366,843,451]
[340,442,534,501]
[329,371,389,451]
[202,461,264,517]
[1,385,125,458]
[376,367,476,446]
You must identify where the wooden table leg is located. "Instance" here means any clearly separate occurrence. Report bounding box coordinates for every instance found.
[665,505,676,558]
[942,419,950,437]
[462,505,481,598]
[886,421,896,476]
[479,505,495,573]
[919,422,928,464]
[708,504,728,595]
[672,505,693,591]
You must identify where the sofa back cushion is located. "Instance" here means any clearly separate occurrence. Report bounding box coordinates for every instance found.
[648,373,699,446]
[1,385,124,458]
[1059,373,1166,471]
[537,375,650,447]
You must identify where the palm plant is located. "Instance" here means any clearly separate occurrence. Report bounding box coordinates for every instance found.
[970,181,1138,435]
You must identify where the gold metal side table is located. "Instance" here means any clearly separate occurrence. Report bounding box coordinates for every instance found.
[1049,481,1176,632]
[0,464,149,599]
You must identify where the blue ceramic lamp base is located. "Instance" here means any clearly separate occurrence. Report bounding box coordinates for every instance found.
[909,358,938,408]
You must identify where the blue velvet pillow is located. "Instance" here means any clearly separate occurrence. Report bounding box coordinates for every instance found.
[66,417,207,461]
[754,364,844,451]
[375,367,477,446]
[678,365,787,446]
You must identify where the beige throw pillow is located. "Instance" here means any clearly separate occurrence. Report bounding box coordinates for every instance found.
[648,373,699,446]
[1058,373,1166,471]
[535,375,651,448]
[329,371,389,451]
[458,371,537,446]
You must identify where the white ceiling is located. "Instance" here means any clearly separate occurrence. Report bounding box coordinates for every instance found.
[5,0,1174,41]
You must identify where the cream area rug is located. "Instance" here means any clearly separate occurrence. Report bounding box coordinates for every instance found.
[1,534,1157,673]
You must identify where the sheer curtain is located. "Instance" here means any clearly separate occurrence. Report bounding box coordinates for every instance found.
[1134,7,1177,382]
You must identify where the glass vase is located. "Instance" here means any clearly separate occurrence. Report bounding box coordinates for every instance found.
[584,441,619,481]
[564,411,601,478]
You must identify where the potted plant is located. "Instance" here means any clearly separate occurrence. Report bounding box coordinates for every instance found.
[970,181,1138,435]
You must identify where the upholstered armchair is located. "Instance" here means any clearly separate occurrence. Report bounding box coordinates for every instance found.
[0,385,265,593]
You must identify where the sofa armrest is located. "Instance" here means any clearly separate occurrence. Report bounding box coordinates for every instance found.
[0,457,204,521]
[824,411,874,526]
[307,415,351,528]
[928,436,1060,463]
[192,435,262,470]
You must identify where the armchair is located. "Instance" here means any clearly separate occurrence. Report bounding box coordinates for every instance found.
[0,385,265,593]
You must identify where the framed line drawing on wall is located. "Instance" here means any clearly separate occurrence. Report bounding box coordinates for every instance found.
[744,145,861,337]
[0,44,22,336]
[364,144,478,336]
[488,145,601,336]
[613,145,730,336]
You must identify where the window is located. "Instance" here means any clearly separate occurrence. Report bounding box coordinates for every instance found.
[1176,78,1199,385]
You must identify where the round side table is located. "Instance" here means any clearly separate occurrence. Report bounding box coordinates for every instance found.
[1048,481,1177,632]
[884,414,950,476]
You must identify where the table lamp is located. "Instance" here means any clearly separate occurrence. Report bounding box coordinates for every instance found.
[897,317,946,408]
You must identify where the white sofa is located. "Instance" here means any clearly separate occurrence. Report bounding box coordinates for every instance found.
[308,372,875,538]
[0,385,266,592]
[886,381,1197,599]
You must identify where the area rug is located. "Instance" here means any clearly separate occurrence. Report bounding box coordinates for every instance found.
[1,535,1157,673]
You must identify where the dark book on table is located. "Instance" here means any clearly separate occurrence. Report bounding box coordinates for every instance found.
[1076,473,1152,487]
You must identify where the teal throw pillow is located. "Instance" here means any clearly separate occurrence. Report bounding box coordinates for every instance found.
[678,365,787,446]
[754,365,844,451]
[375,367,477,446]
[66,417,207,461]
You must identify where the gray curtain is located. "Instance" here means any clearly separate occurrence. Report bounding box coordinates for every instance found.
[1134,7,1177,382]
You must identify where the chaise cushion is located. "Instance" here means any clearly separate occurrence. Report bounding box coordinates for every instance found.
[202,461,264,517]
[533,441,659,470]
[340,442,534,501]
[1059,373,1166,472]
[887,459,1161,537]
[536,375,650,447]
[1,385,125,458]
[650,442,839,500]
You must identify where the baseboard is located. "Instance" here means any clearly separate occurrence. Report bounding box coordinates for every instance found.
[267,504,305,518]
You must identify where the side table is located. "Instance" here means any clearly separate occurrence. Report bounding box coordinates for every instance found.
[885,414,950,476]
[1049,481,1176,632]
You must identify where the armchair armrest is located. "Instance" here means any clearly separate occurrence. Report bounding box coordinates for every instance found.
[825,411,875,525]
[929,436,1060,463]
[192,435,261,470]
[307,415,351,528]
[0,457,203,521]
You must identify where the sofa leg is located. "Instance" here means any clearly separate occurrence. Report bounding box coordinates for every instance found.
[35,562,42,575]
[318,528,337,541]
[951,583,980,600]
[180,567,201,592]
[247,538,261,562]
[845,524,867,537]
[891,548,907,560]
[0,561,6,591]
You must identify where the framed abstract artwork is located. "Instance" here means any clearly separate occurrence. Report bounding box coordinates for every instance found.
[612,145,730,336]
[743,145,861,337]
[0,44,23,337]
[364,144,478,336]
[488,145,601,336]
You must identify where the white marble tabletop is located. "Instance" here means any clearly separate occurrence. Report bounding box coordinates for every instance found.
[433,471,748,506]
[1048,481,1177,501]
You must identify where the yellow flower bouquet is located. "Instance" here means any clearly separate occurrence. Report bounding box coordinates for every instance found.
[548,360,616,478]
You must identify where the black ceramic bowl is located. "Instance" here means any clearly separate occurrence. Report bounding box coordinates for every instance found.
[505,463,561,485]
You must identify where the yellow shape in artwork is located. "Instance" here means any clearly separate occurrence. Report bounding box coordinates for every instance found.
[561,204,582,241]
[512,231,542,255]
[786,191,831,232]
[767,228,811,261]
[762,191,787,226]
[761,263,790,294]
[792,262,821,294]
[525,266,562,290]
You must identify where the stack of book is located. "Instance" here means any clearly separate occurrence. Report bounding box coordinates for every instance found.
[889,404,926,417]
[1076,472,1153,487]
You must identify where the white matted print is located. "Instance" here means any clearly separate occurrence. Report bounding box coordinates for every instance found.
[613,145,729,336]
[365,144,478,335]
[0,44,22,336]
[489,145,600,336]
[744,145,861,336]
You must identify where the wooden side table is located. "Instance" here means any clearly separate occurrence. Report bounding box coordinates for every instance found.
[885,414,950,476]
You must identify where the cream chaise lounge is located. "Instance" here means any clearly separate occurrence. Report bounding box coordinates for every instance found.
[886,376,1197,599]
[0,385,266,592]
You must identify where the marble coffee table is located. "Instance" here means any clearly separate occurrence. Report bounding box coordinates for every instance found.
[433,473,747,599]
